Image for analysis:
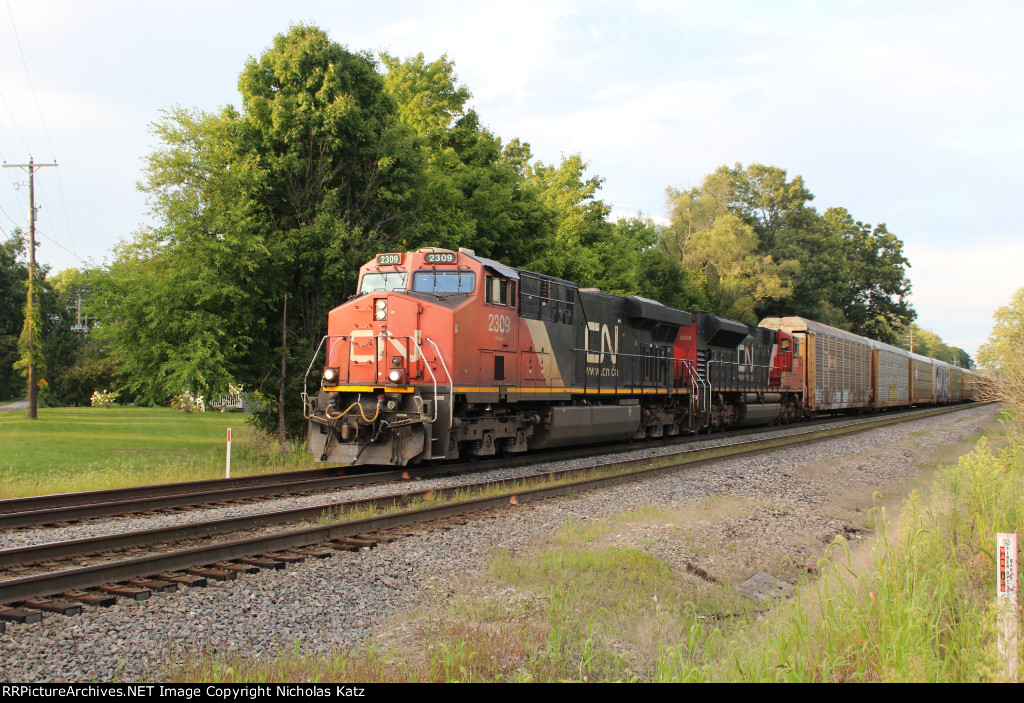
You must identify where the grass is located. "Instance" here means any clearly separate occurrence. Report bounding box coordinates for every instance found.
[165,406,1017,683]
[655,433,1024,682]
[0,406,317,498]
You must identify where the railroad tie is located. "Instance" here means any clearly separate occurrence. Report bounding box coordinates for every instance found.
[334,537,378,549]
[185,567,236,582]
[22,598,83,616]
[62,590,117,607]
[213,562,260,575]
[96,584,151,601]
[127,578,178,593]
[235,557,285,571]
[0,606,42,624]
[156,573,208,588]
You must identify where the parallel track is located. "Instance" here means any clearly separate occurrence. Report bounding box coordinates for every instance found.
[0,403,985,611]
[0,404,976,530]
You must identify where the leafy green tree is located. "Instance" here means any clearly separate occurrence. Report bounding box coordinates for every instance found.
[663,181,793,323]
[667,163,916,339]
[708,163,815,252]
[104,25,428,423]
[523,154,611,284]
[977,287,1024,373]
[823,207,914,343]
[0,233,27,401]
[380,52,553,264]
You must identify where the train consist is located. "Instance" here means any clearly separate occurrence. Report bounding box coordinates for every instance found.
[304,248,984,466]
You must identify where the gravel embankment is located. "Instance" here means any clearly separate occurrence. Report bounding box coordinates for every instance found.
[0,404,999,681]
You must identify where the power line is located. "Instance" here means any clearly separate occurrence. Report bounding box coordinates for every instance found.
[0,89,30,156]
[3,1,78,268]
[52,165,76,258]
[5,0,55,161]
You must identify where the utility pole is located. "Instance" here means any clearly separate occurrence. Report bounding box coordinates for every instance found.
[278,294,288,452]
[904,326,915,354]
[3,157,58,419]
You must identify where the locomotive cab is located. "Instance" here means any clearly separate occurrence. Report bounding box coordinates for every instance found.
[306,248,480,465]
[306,247,535,465]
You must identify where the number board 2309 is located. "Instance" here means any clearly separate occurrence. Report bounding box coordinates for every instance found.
[424,252,457,264]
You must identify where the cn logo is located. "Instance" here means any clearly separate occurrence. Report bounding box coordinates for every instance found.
[585,322,619,364]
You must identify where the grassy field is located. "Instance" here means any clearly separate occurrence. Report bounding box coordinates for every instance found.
[0,406,316,499]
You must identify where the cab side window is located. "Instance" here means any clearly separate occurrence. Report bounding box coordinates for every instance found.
[485,274,514,308]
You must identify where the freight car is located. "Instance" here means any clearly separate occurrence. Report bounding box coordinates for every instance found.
[304,248,983,466]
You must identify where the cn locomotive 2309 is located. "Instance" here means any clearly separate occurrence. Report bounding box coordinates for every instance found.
[303,248,983,466]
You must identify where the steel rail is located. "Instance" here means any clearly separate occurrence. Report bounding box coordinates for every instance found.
[0,467,348,515]
[0,403,988,529]
[0,403,986,605]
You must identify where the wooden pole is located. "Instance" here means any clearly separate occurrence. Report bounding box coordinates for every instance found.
[3,159,58,420]
[278,294,288,452]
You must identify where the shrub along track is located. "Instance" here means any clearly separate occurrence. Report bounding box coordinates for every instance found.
[0,403,985,626]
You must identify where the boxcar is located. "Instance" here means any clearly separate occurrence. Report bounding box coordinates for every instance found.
[949,366,964,402]
[759,317,872,412]
[909,353,935,404]
[872,339,911,408]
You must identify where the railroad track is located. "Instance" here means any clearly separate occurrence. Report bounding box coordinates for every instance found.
[0,402,985,625]
[0,404,974,530]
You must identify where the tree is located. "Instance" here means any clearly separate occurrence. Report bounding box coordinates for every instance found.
[895,323,975,368]
[0,233,27,401]
[823,207,914,343]
[705,163,815,252]
[380,52,553,265]
[665,163,917,338]
[977,287,1024,373]
[100,25,429,423]
[663,180,793,323]
[522,154,611,284]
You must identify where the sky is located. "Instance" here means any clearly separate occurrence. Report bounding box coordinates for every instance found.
[0,0,1021,358]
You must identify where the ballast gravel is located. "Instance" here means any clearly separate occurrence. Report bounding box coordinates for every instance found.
[0,404,1000,681]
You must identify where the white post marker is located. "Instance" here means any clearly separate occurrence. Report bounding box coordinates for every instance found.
[226,428,232,479]
[998,532,1017,682]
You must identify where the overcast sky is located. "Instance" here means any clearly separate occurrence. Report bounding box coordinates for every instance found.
[0,0,1021,357]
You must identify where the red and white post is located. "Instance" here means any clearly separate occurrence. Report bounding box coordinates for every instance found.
[998,532,1017,682]
[226,428,232,479]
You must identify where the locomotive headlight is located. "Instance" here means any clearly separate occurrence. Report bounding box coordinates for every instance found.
[374,299,387,321]
[387,369,404,384]
[323,367,339,383]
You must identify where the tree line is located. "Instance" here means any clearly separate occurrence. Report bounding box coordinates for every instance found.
[0,24,974,434]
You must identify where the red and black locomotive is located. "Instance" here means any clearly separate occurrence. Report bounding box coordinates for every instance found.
[304,248,981,466]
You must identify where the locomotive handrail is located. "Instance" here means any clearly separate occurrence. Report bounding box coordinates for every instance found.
[426,337,455,431]
[705,359,774,390]
[330,336,352,382]
[301,335,330,420]
[408,335,438,424]
[677,358,710,423]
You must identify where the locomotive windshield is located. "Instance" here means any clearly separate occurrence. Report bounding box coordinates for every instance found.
[412,271,476,294]
[359,271,408,294]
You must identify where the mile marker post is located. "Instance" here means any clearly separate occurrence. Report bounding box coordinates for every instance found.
[226,428,232,479]
[998,532,1018,681]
